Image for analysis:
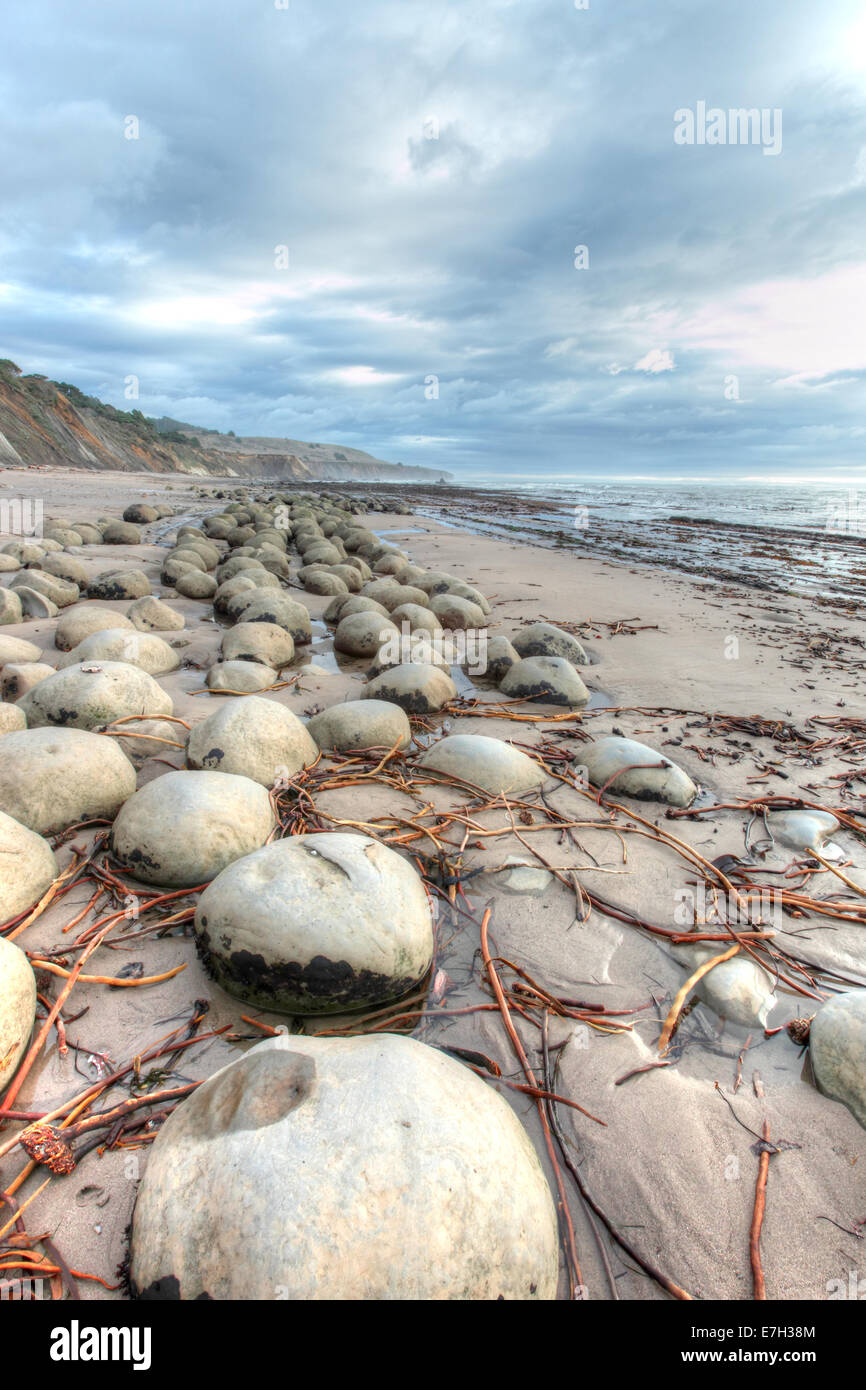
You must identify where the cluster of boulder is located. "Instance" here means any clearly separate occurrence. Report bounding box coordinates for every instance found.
[2,485,865,1302]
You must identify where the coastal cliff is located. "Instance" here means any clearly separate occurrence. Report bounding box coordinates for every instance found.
[0,360,449,483]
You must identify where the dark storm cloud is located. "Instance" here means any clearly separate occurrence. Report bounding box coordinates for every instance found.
[2,0,865,478]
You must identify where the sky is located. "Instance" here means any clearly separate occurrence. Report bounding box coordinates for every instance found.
[2,0,866,482]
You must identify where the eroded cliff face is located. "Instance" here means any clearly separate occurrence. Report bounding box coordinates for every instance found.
[0,363,449,482]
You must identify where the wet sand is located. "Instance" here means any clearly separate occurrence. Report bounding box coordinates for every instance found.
[1,466,865,1302]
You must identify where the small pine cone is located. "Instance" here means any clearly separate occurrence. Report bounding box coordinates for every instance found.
[19,1122,76,1174]
[787,1016,813,1047]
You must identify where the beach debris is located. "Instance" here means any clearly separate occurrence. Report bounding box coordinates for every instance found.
[513,621,589,665]
[500,655,590,708]
[0,726,136,834]
[418,733,546,797]
[57,629,180,676]
[194,832,434,1013]
[306,697,411,753]
[363,661,457,714]
[19,660,173,731]
[809,989,866,1130]
[220,620,294,667]
[0,936,37,1092]
[129,1035,558,1299]
[0,809,58,922]
[582,735,697,806]
[111,769,275,887]
[186,695,318,786]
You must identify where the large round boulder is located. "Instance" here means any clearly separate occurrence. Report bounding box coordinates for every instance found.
[363,663,456,714]
[19,661,173,731]
[513,622,588,665]
[227,592,312,643]
[500,656,590,708]
[580,736,697,808]
[111,770,276,888]
[57,629,179,676]
[0,635,41,665]
[194,832,433,1013]
[0,704,27,736]
[221,622,294,668]
[0,809,59,922]
[429,593,486,631]
[306,699,410,753]
[335,611,399,658]
[0,588,23,625]
[87,569,151,601]
[0,727,137,834]
[418,734,545,796]
[129,1032,558,1300]
[1,663,55,702]
[0,937,36,1092]
[55,606,136,651]
[810,990,866,1130]
[206,660,279,693]
[187,696,318,787]
[127,596,185,633]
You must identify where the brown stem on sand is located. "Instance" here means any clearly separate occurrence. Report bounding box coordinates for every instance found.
[750,1116,772,1300]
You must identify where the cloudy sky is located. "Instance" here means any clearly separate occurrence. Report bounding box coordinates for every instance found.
[2,0,866,481]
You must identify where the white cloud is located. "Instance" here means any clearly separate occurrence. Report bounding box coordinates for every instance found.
[634,348,675,374]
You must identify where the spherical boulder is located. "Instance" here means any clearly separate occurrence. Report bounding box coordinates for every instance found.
[0,809,58,922]
[500,656,590,708]
[206,660,279,693]
[127,596,185,633]
[55,606,136,651]
[195,832,432,1013]
[129,1032,558,1300]
[187,696,318,787]
[36,553,90,588]
[57,629,179,676]
[363,663,456,715]
[19,661,173,731]
[478,635,519,683]
[418,734,545,796]
[102,520,142,544]
[227,592,312,643]
[1,663,55,702]
[810,990,866,1130]
[580,736,697,808]
[0,588,23,625]
[0,937,36,1093]
[429,593,487,631]
[306,699,410,753]
[111,770,275,888]
[513,622,588,665]
[0,635,41,665]
[0,727,136,834]
[0,703,27,736]
[221,622,294,668]
[87,569,151,601]
[175,571,217,600]
[123,504,158,525]
[335,611,399,658]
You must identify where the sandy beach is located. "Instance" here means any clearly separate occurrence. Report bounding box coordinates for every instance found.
[1,466,865,1303]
